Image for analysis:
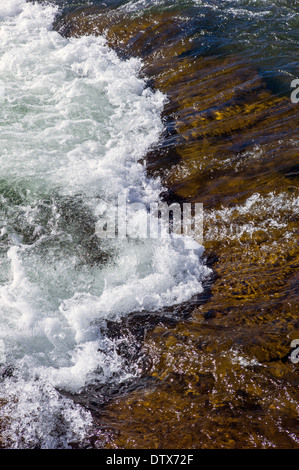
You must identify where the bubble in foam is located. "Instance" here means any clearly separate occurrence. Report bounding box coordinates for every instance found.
[1,376,93,449]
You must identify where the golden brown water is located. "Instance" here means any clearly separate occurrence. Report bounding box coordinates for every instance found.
[55,5,299,449]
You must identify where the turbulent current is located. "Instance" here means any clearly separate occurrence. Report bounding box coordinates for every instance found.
[0,0,210,448]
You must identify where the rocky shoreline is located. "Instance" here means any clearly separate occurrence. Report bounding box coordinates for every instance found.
[53,5,299,448]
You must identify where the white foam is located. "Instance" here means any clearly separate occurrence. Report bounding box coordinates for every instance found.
[0,0,210,448]
[1,375,93,449]
[205,192,299,242]
[0,0,24,19]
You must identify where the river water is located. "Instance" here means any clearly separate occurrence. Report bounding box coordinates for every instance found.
[0,0,298,448]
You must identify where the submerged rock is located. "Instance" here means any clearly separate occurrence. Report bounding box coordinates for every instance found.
[55,6,299,449]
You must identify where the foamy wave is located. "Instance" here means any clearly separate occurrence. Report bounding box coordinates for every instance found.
[0,0,210,448]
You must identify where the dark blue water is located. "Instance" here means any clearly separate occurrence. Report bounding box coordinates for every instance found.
[49,0,299,94]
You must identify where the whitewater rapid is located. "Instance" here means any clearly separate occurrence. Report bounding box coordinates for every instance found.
[0,0,210,448]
